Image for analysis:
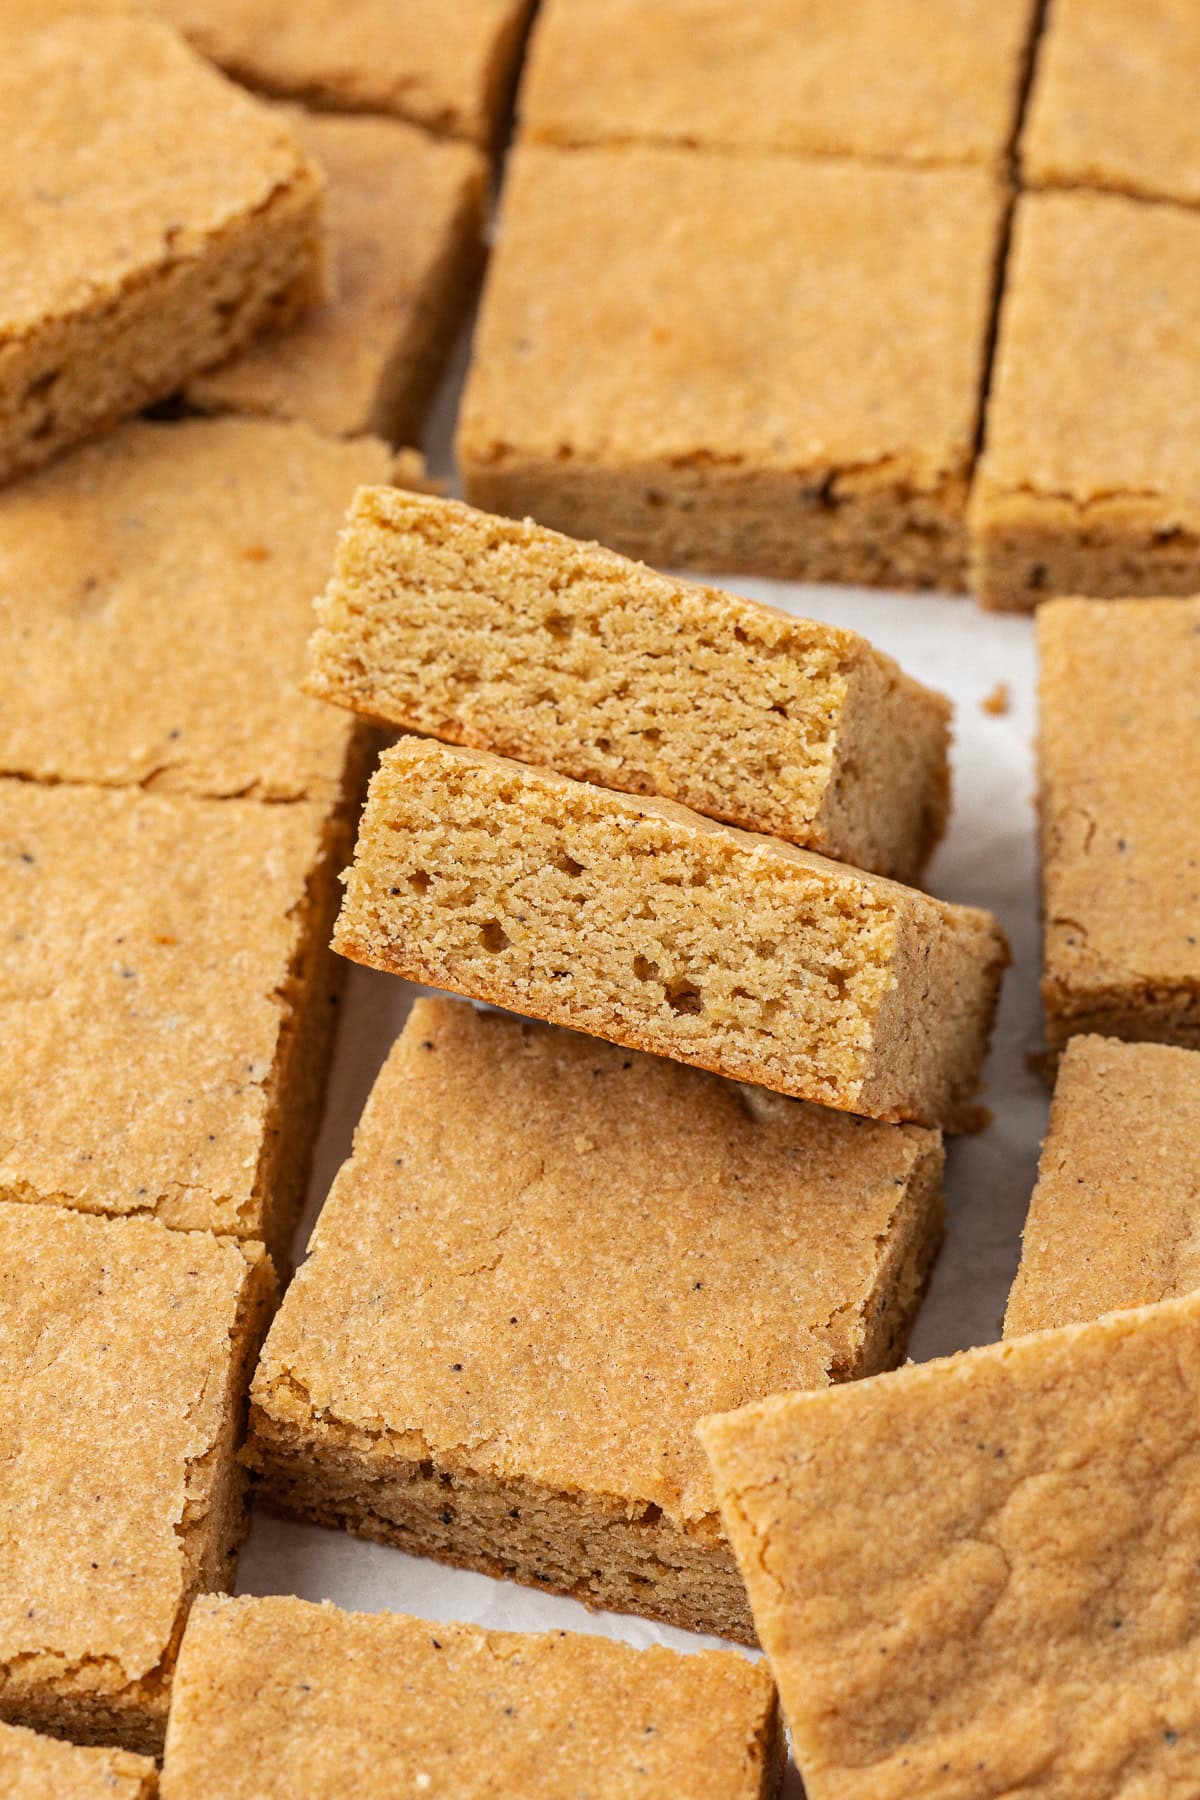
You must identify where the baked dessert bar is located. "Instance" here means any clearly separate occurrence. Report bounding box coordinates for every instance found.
[522,0,1038,169]
[161,1593,784,1798]
[1,1721,156,1798]
[0,779,351,1257]
[308,486,952,882]
[0,417,386,804]
[1005,1035,1200,1336]
[0,1205,274,1755]
[1038,597,1200,1053]
[334,740,1008,1128]
[0,8,326,485]
[459,145,1008,586]
[246,996,943,1642]
[187,110,486,442]
[970,192,1200,609]
[1021,0,1200,210]
[701,1289,1200,1799]
[156,0,535,146]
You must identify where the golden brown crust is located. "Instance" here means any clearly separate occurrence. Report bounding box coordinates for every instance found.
[162,1593,782,1797]
[246,996,942,1638]
[0,1207,275,1756]
[522,0,1038,169]
[0,416,387,804]
[971,193,1200,610]
[1005,1036,1200,1335]
[155,0,535,145]
[1,1720,156,1799]
[701,1290,1200,1800]
[1022,0,1200,210]
[334,739,1007,1128]
[1036,597,1200,1054]
[458,145,1008,586]
[187,112,486,442]
[0,11,327,484]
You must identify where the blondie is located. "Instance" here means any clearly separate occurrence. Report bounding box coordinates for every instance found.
[0,9,325,484]
[160,1594,783,1798]
[187,110,486,442]
[1005,1036,1200,1335]
[971,192,1200,608]
[2,1721,156,1798]
[1037,597,1200,1052]
[459,145,1007,586]
[0,1206,274,1754]
[246,997,943,1641]
[334,741,1008,1128]
[702,1291,1200,1799]
[309,487,951,881]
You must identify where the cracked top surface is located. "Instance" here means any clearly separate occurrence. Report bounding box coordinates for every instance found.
[0,7,320,333]
[1038,598,1200,997]
[977,191,1200,510]
[0,417,386,804]
[701,1289,1200,1800]
[253,995,941,1527]
[1005,1036,1200,1337]
[522,0,1036,168]
[153,0,532,143]
[1022,0,1200,210]
[0,779,331,1237]
[459,144,1006,486]
[2,1719,156,1797]
[162,1593,776,1798]
[0,1205,267,1691]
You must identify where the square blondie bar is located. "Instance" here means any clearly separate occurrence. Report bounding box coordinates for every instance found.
[1005,1036,1200,1336]
[246,997,943,1642]
[1021,0,1200,211]
[0,9,326,485]
[334,741,1008,1128]
[701,1290,1200,1799]
[162,1594,783,1798]
[156,0,535,145]
[459,145,1008,586]
[0,780,350,1256]
[0,416,387,804]
[1,1721,156,1798]
[187,110,486,442]
[308,487,951,882]
[970,192,1200,608]
[1037,597,1200,1053]
[0,1205,274,1755]
[522,0,1038,168]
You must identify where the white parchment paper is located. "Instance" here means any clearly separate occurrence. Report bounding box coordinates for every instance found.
[237,343,1051,1790]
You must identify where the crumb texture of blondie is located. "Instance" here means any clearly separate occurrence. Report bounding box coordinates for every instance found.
[701,1290,1200,1800]
[522,0,1038,168]
[459,145,1007,586]
[0,1207,275,1755]
[0,10,326,483]
[1,1720,156,1799]
[1022,0,1200,209]
[187,110,486,441]
[246,996,942,1639]
[1038,597,1200,1052]
[971,191,1200,609]
[0,417,385,804]
[308,487,951,881]
[0,780,349,1251]
[155,0,535,144]
[161,1593,784,1798]
[335,740,1007,1128]
[1006,1036,1200,1336]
